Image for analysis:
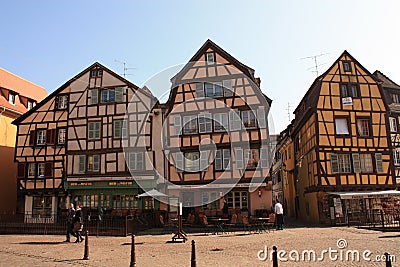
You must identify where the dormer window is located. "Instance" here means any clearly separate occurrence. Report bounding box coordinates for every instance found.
[206,53,215,65]
[56,95,68,110]
[8,92,16,105]
[27,100,35,110]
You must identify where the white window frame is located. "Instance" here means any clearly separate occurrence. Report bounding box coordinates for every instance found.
[244,148,259,169]
[229,110,241,131]
[214,113,228,132]
[394,150,400,166]
[198,113,212,133]
[27,100,35,110]
[183,116,198,134]
[57,95,68,109]
[8,92,16,105]
[88,122,101,140]
[57,128,66,144]
[204,82,223,98]
[227,191,248,209]
[128,152,144,171]
[36,130,46,145]
[206,52,215,65]
[37,163,45,178]
[114,120,127,138]
[101,88,115,103]
[389,117,398,132]
[215,148,230,170]
[87,155,100,172]
[335,118,350,135]
[184,152,200,172]
[392,93,400,104]
[331,154,351,173]
[242,110,256,129]
[28,163,36,178]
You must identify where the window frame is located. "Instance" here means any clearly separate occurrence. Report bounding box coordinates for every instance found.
[113,119,128,139]
[206,52,215,65]
[100,88,115,103]
[356,117,372,137]
[184,151,200,172]
[56,95,68,110]
[331,153,352,174]
[215,148,231,171]
[343,61,352,72]
[36,129,46,145]
[128,152,144,171]
[28,163,36,178]
[340,83,360,99]
[183,115,198,134]
[90,69,103,78]
[37,163,45,178]
[389,117,398,133]
[57,128,67,145]
[8,92,16,105]
[88,122,101,140]
[87,155,100,172]
[241,110,257,129]
[334,116,351,136]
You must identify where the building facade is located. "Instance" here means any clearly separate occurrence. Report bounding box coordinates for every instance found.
[13,63,164,220]
[162,40,273,217]
[291,51,396,224]
[0,67,47,213]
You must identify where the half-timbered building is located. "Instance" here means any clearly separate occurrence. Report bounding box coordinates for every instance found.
[292,51,396,224]
[373,71,400,189]
[13,63,163,220]
[162,40,273,217]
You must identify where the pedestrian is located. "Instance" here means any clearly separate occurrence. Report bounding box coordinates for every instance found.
[65,203,76,242]
[73,205,84,243]
[274,200,284,230]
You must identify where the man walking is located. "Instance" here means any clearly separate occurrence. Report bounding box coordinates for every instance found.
[274,200,284,230]
[65,203,76,242]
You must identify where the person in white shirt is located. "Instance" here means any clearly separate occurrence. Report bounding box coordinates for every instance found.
[274,200,284,230]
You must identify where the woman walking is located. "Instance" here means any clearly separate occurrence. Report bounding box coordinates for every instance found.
[73,205,84,243]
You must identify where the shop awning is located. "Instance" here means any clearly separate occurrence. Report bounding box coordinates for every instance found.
[327,190,400,199]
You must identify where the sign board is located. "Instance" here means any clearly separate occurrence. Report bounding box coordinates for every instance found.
[342,97,353,106]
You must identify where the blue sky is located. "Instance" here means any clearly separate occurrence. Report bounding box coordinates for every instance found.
[1,1,400,133]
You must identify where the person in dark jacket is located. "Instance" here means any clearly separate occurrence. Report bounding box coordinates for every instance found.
[65,203,76,242]
[73,205,84,243]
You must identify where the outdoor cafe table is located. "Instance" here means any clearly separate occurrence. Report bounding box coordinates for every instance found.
[210,218,229,234]
[253,217,270,233]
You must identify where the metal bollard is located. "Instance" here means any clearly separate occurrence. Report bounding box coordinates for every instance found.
[385,252,392,267]
[191,240,196,267]
[130,234,137,267]
[83,230,89,260]
[272,246,278,267]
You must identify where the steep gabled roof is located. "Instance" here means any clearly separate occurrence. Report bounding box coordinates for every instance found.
[373,70,400,90]
[171,39,257,83]
[13,62,145,125]
[293,50,379,125]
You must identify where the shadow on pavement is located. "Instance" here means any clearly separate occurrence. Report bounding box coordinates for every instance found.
[18,241,65,245]
[378,235,400,238]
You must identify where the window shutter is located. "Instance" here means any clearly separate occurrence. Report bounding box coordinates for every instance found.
[29,130,35,146]
[91,89,98,104]
[114,120,122,138]
[17,163,26,178]
[176,152,184,172]
[229,110,241,131]
[260,147,269,168]
[352,153,361,173]
[205,113,212,133]
[115,87,124,102]
[215,150,222,170]
[44,162,53,178]
[46,129,53,144]
[200,151,209,171]
[223,149,231,170]
[257,108,267,128]
[137,152,144,170]
[54,96,59,110]
[223,80,233,96]
[174,116,182,136]
[198,114,206,133]
[79,155,86,172]
[235,148,244,169]
[195,83,204,98]
[375,153,383,173]
[330,154,339,174]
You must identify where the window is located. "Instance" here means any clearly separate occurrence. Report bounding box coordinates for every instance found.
[330,154,351,173]
[241,110,256,128]
[223,80,233,96]
[101,89,115,103]
[229,110,241,131]
[88,122,101,139]
[8,92,16,105]
[87,155,100,172]
[389,117,398,132]
[343,61,351,72]
[27,100,35,110]
[394,150,400,166]
[201,191,219,209]
[114,120,127,138]
[32,196,52,218]
[90,69,103,77]
[28,163,36,178]
[184,152,200,172]
[36,130,46,145]
[90,89,98,105]
[128,152,144,170]
[227,191,248,209]
[244,149,259,169]
[375,153,384,173]
[56,95,68,110]
[195,83,204,98]
[57,128,66,144]
[215,149,231,170]
[205,82,223,98]
[214,113,228,132]
[206,53,215,65]
[340,84,359,98]
[38,163,45,178]
[79,155,86,172]
[360,154,373,173]
[335,118,349,135]
[198,113,212,133]
[391,93,400,104]
[356,118,371,137]
[183,116,198,134]
[173,116,182,136]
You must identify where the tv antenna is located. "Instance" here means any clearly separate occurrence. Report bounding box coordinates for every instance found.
[301,53,329,76]
[286,102,293,122]
[114,60,136,78]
